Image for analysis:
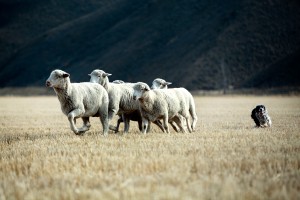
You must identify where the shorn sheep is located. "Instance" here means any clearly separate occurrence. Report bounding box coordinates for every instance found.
[151,78,181,132]
[46,69,109,135]
[133,82,193,134]
[151,78,198,131]
[111,80,143,133]
[89,69,142,133]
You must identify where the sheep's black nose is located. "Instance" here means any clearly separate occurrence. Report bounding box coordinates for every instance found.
[133,96,137,100]
[46,81,51,87]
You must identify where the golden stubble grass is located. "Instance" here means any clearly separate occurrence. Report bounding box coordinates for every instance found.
[0,96,299,200]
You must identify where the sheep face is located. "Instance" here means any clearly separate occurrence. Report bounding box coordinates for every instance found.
[151,78,172,89]
[133,82,150,100]
[46,69,70,88]
[89,70,111,86]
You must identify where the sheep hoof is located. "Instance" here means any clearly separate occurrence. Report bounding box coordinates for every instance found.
[109,125,118,131]
[74,128,88,135]
[75,131,85,135]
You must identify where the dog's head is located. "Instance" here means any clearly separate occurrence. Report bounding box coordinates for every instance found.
[255,105,266,117]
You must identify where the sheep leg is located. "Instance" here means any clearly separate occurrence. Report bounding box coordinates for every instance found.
[123,116,130,133]
[162,115,170,133]
[153,120,165,132]
[114,114,123,133]
[83,117,91,128]
[191,115,198,132]
[141,118,149,134]
[108,108,118,121]
[67,109,84,135]
[172,116,186,133]
[146,122,151,133]
[170,121,180,132]
[98,105,109,136]
[77,117,91,133]
[138,118,143,132]
[189,105,198,132]
[99,113,109,136]
[109,114,122,133]
[108,108,118,131]
[181,108,193,133]
[185,117,192,133]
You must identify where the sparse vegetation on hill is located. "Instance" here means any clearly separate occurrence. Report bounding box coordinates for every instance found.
[0,0,299,90]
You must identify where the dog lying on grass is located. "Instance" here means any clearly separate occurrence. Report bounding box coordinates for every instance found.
[251,105,272,128]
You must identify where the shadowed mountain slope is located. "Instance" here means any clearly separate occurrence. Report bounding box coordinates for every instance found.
[0,0,299,90]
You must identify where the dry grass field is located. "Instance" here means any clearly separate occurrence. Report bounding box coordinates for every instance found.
[0,95,299,200]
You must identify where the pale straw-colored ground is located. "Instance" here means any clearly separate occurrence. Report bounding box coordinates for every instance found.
[0,96,299,200]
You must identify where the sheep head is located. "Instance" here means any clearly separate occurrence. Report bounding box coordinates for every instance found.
[133,82,150,100]
[151,78,172,89]
[46,69,70,89]
[89,69,111,89]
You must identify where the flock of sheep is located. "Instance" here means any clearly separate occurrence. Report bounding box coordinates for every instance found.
[46,69,198,136]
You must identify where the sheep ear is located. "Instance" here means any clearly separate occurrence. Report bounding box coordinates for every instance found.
[102,73,112,77]
[88,74,91,76]
[63,73,70,78]
[165,82,172,86]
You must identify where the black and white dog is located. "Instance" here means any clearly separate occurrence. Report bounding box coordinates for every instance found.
[251,105,272,127]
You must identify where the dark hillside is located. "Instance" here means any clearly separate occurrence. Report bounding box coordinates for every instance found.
[0,0,122,67]
[0,0,299,90]
[243,48,300,88]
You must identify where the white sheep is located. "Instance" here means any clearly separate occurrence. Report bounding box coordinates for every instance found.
[89,69,142,133]
[46,69,109,135]
[151,78,198,131]
[151,78,180,132]
[133,82,192,134]
[110,80,143,133]
[151,78,172,89]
